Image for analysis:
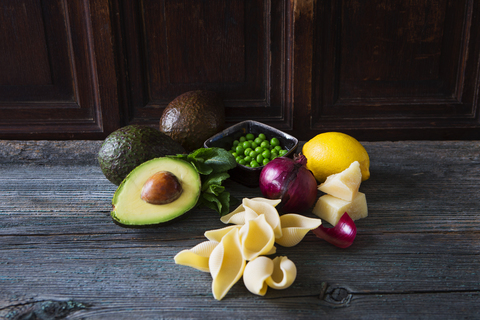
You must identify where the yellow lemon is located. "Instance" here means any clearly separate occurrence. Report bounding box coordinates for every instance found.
[302,132,370,183]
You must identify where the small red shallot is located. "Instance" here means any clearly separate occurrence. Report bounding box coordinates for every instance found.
[312,212,357,248]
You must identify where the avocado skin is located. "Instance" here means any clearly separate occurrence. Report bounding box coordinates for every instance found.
[98,125,186,185]
[159,90,225,152]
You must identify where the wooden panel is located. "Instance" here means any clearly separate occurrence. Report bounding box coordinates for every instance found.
[0,0,120,139]
[294,0,480,141]
[119,0,293,129]
[1,140,480,318]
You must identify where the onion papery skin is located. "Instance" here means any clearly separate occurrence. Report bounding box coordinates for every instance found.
[312,212,357,248]
[259,155,318,213]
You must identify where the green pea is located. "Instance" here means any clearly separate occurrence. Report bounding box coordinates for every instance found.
[270,137,280,147]
[233,140,240,146]
[262,158,270,166]
[244,147,253,156]
[255,146,263,153]
[242,141,252,149]
[279,149,288,156]
[246,133,255,140]
[254,137,263,145]
[251,142,258,149]
[249,150,258,158]
[235,145,245,155]
[275,145,282,151]
[239,136,246,142]
[256,154,264,163]
[238,159,246,165]
[260,140,270,148]
[244,156,252,162]
[235,156,243,162]
[262,150,271,159]
[250,160,260,168]
[231,152,238,157]
[258,133,266,140]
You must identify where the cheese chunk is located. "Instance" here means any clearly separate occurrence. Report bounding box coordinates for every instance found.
[318,161,362,201]
[312,192,368,226]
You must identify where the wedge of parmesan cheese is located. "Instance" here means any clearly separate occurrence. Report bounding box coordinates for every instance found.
[317,161,362,201]
[312,192,368,226]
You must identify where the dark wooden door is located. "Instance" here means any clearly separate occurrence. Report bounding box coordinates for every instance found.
[0,0,120,139]
[294,0,480,140]
[0,0,479,141]
[114,0,293,131]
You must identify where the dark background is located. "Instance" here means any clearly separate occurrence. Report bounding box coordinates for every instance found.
[1,0,479,141]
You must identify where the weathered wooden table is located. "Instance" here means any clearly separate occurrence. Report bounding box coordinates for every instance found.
[1,140,479,319]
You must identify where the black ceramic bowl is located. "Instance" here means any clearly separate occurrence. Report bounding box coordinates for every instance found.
[204,120,299,187]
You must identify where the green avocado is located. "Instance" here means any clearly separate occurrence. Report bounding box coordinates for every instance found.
[111,157,201,227]
[98,125,186,186]
[159,90,225,152]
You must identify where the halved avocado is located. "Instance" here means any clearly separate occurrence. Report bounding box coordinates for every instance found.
[111,157,201,227]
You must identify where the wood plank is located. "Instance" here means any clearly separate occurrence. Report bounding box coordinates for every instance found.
[0,140,479,318]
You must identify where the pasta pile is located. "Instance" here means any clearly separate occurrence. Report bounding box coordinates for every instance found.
[174,197,322,300]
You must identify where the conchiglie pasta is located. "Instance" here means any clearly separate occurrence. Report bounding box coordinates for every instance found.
[243,256,296,296]
[243,256,274,296]
[275,214,322,247]
[243,198,282,238]
[174,240,219,272]
[246,197,282,207]
[220,197,281,225]
[209,228,246,300]
[220,203,247,225]
[204,225,241,242]
[174,197,314,301]
[239,214,275,261]
[265,256,297,290]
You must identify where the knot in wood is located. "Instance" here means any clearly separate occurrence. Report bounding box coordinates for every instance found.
[319,283,352,308]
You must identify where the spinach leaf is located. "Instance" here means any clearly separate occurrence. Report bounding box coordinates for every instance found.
[168,147,237,216]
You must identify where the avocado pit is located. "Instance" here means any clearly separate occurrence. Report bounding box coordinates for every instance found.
[141,171,183,205]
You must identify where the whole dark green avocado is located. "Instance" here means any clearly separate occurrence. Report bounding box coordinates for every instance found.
[159,90,225,152]
[98,125,186,185]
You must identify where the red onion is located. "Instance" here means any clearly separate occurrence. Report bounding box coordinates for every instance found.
[312,212,357,248]
[259,154,318,213]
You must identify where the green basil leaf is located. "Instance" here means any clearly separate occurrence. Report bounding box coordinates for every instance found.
[201,172,230,191]
[168,147,236,215]
[203,148,237,173]
[199,192,222,213]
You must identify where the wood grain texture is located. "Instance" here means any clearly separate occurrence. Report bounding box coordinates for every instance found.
[0,140,479,319]
[117,0,293,130]
[0,0,120,140]
[294,0,480,141]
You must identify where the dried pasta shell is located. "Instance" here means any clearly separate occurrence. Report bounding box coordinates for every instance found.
[239,214,276,261]
[265,246,276,255]
[275,214,322,247]
[204,225,241,242]
[265,256,297,290]
[220,197,281,225]
[174,240,219,272]
[220,203,246,225]
[209,228,246,300]
[243,198,282,238]
[243,256,274,296]
[250,197,282,207]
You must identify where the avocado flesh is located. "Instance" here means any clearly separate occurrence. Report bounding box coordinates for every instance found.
[111,157,201,226]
